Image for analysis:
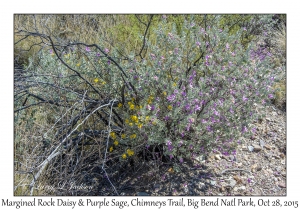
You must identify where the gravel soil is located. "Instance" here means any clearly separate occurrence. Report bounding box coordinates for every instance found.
[116,104,286,196]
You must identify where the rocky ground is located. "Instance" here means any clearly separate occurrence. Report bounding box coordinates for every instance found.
[116,103,286,196]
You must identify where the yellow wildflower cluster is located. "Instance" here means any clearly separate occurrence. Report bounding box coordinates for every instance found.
[130,115,138,123]
[130,134,136,139]
[147,95,154,104]
[128,101,135,110]
[76,63,81,67]
[113,140,119,146]
[122,153,127,159]
[110,132,116,139]
[127,149,134,156]
[93,78,106,85]
[145,116,150,122]
[121,133,126,139]
[109,146,113,152]
[137,123,143,129]
[64,54,70,59]
[118,103,123,108]
[127,101,142,110]
[168,105,173,110]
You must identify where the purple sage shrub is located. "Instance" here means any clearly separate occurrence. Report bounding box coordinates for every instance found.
[111,18,275,161]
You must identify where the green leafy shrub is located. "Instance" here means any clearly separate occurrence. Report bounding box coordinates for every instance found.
[30,16,275,161]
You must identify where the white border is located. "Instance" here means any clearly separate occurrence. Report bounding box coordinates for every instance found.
[2,1,299,209]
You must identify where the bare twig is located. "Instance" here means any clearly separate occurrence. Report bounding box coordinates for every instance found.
[29,100,113,195]
[101,98,119,195]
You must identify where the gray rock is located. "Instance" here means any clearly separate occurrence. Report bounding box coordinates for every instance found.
[210,180,216,186]
[137,192,150,196]
[242,146,248,151]
[236,186,246,191]
[215,155,222,160]
[196,182,205,189]
[229,179,237,188]
[196,155,205,161]
[278,182,286,188]
[264,144,271,150]
[229,155,236,161]
[274,155,281,159]
[240,186,246,190]
[248,146,254,152]
[252,144,262,152]
[260,139,265,148]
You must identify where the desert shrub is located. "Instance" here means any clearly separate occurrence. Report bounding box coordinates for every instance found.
[14,14,282,195]
[109,16,276,161]
[26,16,275,160]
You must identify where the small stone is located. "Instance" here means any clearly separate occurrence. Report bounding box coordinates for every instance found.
[251,164,258,170]
[137,192,150,196]
[248,146,254,152]
[237,162,243,167]
[196,182,205,189]
[272,111,277,116]
[281,160,286,165]
[172,190,179,196]
[233,175,242,184]
[256,166,262,171]
[281,171,286,177]
[264,144,271,150]
[279,153,285,158]
[229,155,236,161]
[242,146,248,151]
[229,179,237,188]
[233,187,238,192]
[278,182,286,188]
[238,186,246,191]
[210,180,216,186]
[274,155,280,159]
[215,150,222,155]
[215,155,222,160]
[220,186,226,192]
[196,155,205,162]
[252,144,262,152]
[266,118,271,121]
[260,139,265,148]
